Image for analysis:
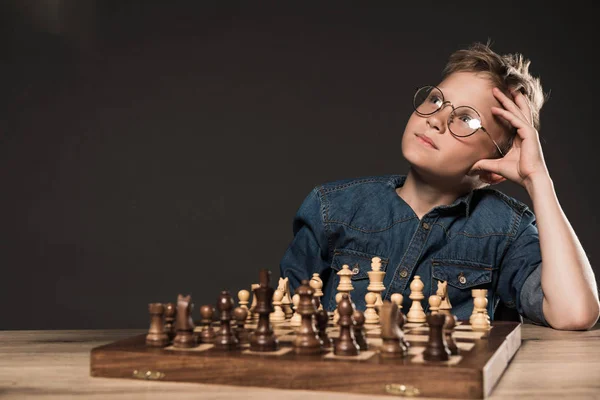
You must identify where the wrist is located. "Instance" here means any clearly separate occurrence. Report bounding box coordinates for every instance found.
[524,172,553,196]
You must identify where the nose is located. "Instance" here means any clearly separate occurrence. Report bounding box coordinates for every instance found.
[426,102,453,134]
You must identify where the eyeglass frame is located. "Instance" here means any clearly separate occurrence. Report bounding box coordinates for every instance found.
[412,85,505,157]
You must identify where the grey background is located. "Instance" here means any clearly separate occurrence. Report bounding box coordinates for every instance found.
[1,1,598,329]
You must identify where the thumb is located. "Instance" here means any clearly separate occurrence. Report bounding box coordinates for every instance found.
[469,158,501,176]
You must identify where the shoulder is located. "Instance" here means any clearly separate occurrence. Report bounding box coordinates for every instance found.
[469,187,536,236]
[315,174,402,196]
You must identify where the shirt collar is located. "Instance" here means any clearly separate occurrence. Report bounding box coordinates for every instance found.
[389,174,475,218]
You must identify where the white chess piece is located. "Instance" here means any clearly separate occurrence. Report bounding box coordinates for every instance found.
[364,291,379,325]
[428,294,442,315]
[407,276,426,323]
[238,289,251,322]
[367,257,386,307]
[309,273,324,311]
[471,291,491,331]
[290,293,301,327]
[270,289,286,323]
[250,283,260,321]
[333,265,354,323]
[277,277,293,319]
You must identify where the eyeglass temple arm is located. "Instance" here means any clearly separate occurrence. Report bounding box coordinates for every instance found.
[481,127,505,157]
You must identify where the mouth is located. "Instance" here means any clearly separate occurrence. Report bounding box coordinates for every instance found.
[415,133,438,150]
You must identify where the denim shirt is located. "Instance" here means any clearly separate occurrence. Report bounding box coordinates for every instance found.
[279,174,548,325]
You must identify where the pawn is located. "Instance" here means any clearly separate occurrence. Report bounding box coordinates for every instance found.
[250,283,260,321]
[315,309,332,349]
[270,289,286,323]
[214,291,239,351]
[471,293,491,331]
[378,300,407,358]
[407,276,426,323]
[332,292,345,325]
[238,289,250,317]
[173,294,196,348]
[353,310,369,351]
[146,303,169,347]
[199,304,216,343]
[290,293,302,327]
[293,279,323,355]
[423,313,451,362]
[444,314,459,355]
[390,293,408,330]
[334,294,359,356]
[163,302,177,340]
[233,306,250,345]
[428,294,442,315]
[364,292,379,325]
[309,273,324,311]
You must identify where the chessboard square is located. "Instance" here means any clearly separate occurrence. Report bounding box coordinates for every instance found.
[453,331,485,339]
[456,342,475,351]
[407,345,426,355]
[242,347,293,356]
[324,350,376,361]
[403,334,429,342]
[165,343,214,352]
[411,353,463,365]
[404,322,426,329]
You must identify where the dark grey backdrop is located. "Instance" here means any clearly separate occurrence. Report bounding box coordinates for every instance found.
[1,1,598,329]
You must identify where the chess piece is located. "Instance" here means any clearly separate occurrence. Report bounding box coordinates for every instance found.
[309,273,324,311]
[238,289,250,321]
[199,304,216,343]
[334,294,359,356]
[315,309,332,348]
[470,289,491,325]
[407,276,427,323]
[428,294,442,315]
[164,302,176,340]
[471,291,491,331]
[437,280,453,317]
[353,310,369,351]
[423,313,451,362]
[270,289,286,323]
[250,283,260,321]
[173,294,196,348]
[378,300,407,358]
[293,280,323,355]
[233,306,250,345]
[214,291,239,351]
[277,277,294,318]
[146,303,169,347]
[444,313,459,355]
[367,256,386,307]
[333,292,345,325]
[390,293,408,330]
[249,269,279,352]
[364,292,379,325]
[290,293,302,327]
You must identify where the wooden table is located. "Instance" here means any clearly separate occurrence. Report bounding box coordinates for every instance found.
[1,323,599,399]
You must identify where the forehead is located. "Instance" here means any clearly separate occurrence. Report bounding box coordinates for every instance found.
[436,72,501,111]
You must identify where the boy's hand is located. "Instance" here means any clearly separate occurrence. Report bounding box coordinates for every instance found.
[469,87,549,188]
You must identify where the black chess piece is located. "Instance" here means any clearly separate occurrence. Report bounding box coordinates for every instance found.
[379,300,408,358]
[233,306,250,345]
[334,294,359,356]
[294,279,323,355]
[146,303,169,347]
[199,304,217,343]
[214,291,239,351]
[353,310,369,351]
[164,302,177,341]
[173,294,197,348]
[423,313,451,362]
[444,313,459,355]
[315,309,332,349]
[249,269,279,352]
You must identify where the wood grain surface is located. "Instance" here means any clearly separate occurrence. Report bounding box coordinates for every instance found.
[1,323,599,400]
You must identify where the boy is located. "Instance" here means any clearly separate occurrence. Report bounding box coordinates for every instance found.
[279,41,599,330]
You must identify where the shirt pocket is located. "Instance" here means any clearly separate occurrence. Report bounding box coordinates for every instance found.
[430,258,496,316]
[327,248,389,311]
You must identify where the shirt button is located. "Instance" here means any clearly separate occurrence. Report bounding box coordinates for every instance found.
[422,222,430,230]
[399,269,409,278]
[458,273,467,285]
[351,264,360,275]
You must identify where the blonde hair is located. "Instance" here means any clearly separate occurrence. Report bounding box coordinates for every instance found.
[442,39,549,154]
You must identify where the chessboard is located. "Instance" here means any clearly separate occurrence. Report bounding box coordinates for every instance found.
[90,317,522,399]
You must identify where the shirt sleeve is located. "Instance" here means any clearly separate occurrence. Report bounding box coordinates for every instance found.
[279,187,330,296]
[498,208,549,326]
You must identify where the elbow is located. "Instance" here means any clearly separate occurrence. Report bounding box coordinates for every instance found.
[549,301,600,330]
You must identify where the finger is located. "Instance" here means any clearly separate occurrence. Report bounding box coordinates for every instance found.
[493,87,530,124]
[491,106,534,138]
[511,90,534,125]
[470,158,502,176]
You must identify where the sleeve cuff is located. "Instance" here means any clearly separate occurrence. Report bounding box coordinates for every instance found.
[519,265,549,326]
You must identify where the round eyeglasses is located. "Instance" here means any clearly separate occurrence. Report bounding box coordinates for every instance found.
[413,85,505,157]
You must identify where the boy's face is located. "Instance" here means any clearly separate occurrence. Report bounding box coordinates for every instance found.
[401,71,508,186]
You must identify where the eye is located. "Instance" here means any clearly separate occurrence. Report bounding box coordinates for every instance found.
[428,95,443,107]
